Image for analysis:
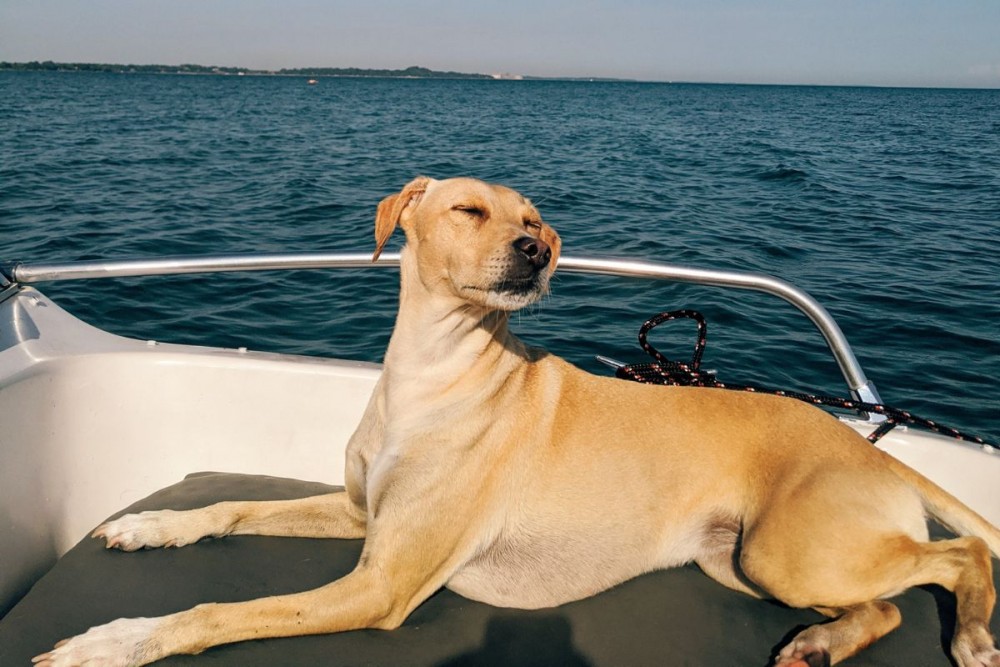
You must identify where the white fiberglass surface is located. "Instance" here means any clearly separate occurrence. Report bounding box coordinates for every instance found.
[10,351,373,553]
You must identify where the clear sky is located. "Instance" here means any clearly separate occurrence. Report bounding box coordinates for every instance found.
[2,0,999,88]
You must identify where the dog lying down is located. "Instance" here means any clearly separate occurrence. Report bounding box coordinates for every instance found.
[36,177,1000,667]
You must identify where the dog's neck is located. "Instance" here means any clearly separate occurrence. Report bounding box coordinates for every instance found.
[381,250,528,408]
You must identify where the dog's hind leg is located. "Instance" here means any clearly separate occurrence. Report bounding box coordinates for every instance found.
[693,517,913,665]
[734,461,999,666]
[773,601,901,667]
[743,527,999,666]
[922,536,999,667]
[93,491,366,551]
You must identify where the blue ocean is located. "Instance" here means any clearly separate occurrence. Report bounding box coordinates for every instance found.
[1,72,998,444]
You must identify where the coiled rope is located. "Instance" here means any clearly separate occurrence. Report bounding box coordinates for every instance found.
[615,310,992,446]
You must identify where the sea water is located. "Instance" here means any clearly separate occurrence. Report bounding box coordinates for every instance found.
[1,72,998,443]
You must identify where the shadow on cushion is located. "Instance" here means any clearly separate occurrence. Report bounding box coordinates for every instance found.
[1,472,995,666]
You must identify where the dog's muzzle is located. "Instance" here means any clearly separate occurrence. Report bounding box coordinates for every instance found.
[475,236,553,304]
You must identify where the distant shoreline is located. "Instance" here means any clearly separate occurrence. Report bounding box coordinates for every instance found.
[0,61,634,82]
[5,61,996,90]
[0,61,491,79]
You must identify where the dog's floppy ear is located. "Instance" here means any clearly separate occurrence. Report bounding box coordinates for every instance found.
[373,176,431,261]
[539,221,562,272]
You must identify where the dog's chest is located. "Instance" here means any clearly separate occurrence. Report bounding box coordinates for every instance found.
[360,424,478,515]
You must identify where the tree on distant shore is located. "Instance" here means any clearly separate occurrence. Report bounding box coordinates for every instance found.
[0,61,492,79]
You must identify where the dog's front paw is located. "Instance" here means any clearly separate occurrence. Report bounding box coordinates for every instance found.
[93,510,206,551]
[32,617,162,667]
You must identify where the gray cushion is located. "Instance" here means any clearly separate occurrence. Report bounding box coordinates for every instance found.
[0,472,994,665]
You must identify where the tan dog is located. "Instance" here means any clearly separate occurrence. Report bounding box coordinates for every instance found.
[37,176,1000,667]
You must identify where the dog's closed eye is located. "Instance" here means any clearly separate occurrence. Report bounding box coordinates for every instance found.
[452,204,487,219]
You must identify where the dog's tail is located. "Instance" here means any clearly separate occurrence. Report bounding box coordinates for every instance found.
[883,452,1000,558]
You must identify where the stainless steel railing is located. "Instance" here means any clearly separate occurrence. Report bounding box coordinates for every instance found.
[0,252,882,405]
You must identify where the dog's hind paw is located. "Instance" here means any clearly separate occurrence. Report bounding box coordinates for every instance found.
[958,647,1000,667]
[953,631,1000,667]
[774,641,831,667]
[977,652,1000,667]
[956,650,1000,667]
[93,509,210,551]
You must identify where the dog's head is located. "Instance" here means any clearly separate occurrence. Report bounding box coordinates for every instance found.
[373,176,561,311]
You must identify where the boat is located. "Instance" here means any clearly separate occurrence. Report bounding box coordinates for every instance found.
[1,252,997,665]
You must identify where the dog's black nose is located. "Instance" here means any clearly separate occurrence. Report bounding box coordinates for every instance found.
[513,236,552,269]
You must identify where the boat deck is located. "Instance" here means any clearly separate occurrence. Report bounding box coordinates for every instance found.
[3,471,995,666]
